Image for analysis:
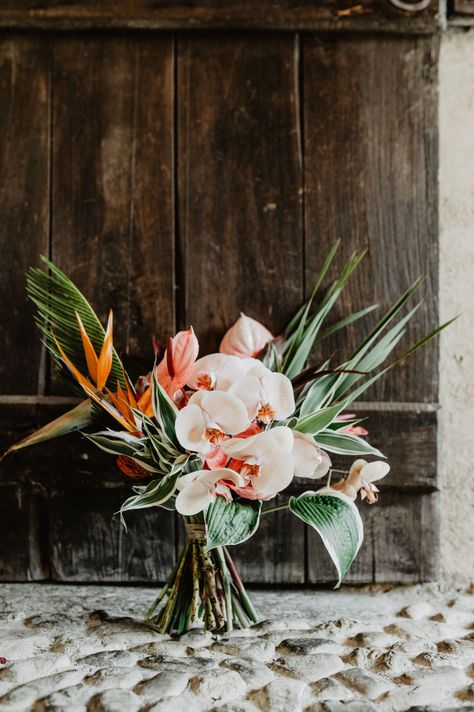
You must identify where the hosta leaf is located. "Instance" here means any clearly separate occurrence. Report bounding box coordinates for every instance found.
[205,497,262,551]
[314,430,385,458]
[289,491,363,587]
[3,399,95,456]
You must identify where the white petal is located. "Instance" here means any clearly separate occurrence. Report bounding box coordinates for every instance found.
[175,403,210,453]
[313,449,332,478]
[188,353,243,390]
[222,426,294,460]
[261,372,295,419]
[175,480,212,515]
[257,448,294,495]
[228,375,261,420]
[360,460,390,484]
[292,432,321,478]
[198,390,250,435]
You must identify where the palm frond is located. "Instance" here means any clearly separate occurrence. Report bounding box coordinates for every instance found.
[27,257,126,389]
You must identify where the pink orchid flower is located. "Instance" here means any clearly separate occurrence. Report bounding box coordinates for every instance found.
[157,327,199,399]
[331,459,390,504]
[220,313,273,358]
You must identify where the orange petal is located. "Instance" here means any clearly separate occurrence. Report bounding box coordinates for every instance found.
[54,334,96,394]
[75,312,98,384]
[124,373,138,410]
[137,385,152,414]
[97,310,114,390]
[54,334,134,432]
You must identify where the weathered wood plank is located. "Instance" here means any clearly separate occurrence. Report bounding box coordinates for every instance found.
[178,34,304,352]
[178,34,305,582]
[49,486,175,582]
[232,486,306,585]
[308,490,439,584]
[0,35,50,395]
[0,399,176,582]
[51,35,174,390]
[304,35,439,404]
[0,1,442,32]
[0,484,48,580]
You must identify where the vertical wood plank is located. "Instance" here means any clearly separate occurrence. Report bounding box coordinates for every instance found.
[51,34,175,378]
[178,34,305,581]
[178,34,304,351]
[49,34,176,581]
[0,35,50,395]
[304,35,439,404]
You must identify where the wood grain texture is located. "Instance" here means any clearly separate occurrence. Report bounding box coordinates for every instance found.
[0,400,175,581]
[51,35,174,389]
[178,34,304,353]
[49,487,176,582]
[304,34,439,404]
[0,35,50,395]
[308,490,439,584]
[0,1,442,32]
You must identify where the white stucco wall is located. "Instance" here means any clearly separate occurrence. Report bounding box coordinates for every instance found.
[439,30,474,582]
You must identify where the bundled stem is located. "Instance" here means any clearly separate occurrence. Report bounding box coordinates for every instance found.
[145,516,258,635]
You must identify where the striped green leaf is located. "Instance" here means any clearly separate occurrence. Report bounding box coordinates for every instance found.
[314,430,384,458]
[205,497,262,551]
[289,491,363,587]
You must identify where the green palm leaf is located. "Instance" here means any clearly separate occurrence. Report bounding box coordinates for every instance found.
[27,257,126,389]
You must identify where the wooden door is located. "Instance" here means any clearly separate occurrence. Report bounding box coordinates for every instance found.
[0,1,441,584]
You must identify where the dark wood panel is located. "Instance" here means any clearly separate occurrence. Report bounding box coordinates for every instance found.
[49,487,175,582]
[51,35,174,389]
[308,490,439,584]
[232,487,306,585]
[0,36,50,395]
[304,35,439,404]
[0,399,175,582]
[0,1,442,32]
[178,34,304,352]
[0,484,48,580]
[453,0,474,12]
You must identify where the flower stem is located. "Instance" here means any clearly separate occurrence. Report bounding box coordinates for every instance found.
[260,501,290,516]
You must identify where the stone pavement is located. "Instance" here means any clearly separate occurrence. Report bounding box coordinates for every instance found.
[0,583,473,711]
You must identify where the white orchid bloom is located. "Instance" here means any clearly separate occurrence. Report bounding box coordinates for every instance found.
[175,390,250,454]
[220,426,294,496]
[228,363,295,424]
[175,468,246,515]
[187,353,258,392]
[292,431,332,479]
[220,312,273,358]
[331,459,390,503]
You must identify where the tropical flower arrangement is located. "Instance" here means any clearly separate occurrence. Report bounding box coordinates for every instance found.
[4,244,449,635]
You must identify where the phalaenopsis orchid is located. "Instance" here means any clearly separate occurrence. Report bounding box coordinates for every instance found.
[4,243,451,635]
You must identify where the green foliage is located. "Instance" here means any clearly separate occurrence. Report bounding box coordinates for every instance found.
[289,491,363,587]
[27,257,126,389]
[205,497,262,551]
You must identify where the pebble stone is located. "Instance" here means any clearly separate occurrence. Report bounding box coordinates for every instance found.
[0,582,472,711]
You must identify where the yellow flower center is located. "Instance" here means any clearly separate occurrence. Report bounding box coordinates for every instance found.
[257,403,276,424]
[196,373,213,390]
[241,463,261,478]
[205,427,225,446]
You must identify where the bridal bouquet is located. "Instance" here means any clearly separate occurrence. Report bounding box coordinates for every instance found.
[5,244,448,635]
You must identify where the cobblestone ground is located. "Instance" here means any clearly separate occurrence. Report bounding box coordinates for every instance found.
[0,583,473,711]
